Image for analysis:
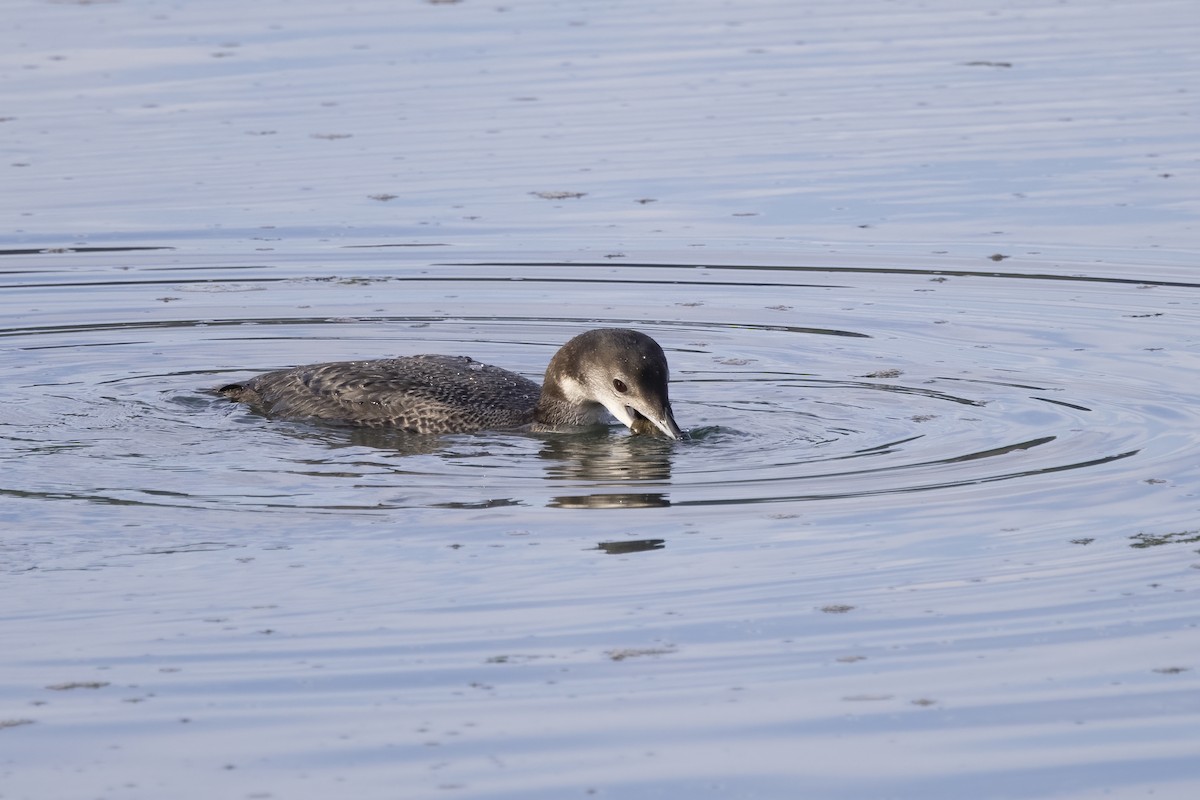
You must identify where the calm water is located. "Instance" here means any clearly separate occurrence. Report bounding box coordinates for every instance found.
[3,1,1200,798]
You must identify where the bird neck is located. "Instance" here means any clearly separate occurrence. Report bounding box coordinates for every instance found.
[534,386,607,427]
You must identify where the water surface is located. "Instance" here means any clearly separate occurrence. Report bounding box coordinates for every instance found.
[2,1,1200,798]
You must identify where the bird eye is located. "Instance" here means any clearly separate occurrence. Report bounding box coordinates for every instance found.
[612,378,628,393]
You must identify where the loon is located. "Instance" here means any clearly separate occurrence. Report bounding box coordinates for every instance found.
[218,328,684,439]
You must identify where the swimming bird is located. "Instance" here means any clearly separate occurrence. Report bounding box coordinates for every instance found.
[218,328,684,439]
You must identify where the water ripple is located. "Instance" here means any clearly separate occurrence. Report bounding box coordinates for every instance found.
[3,259,1197,523]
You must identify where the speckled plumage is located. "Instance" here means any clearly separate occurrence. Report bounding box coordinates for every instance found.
[219,328,684,439]
[220,355,542,433]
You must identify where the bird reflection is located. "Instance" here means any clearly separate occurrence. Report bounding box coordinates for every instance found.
[537,428,673,481]
[537,427,675,508]
[256,420,453,456]
[231,406,680,509]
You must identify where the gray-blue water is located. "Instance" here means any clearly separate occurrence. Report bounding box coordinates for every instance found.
[3,1,1199,798]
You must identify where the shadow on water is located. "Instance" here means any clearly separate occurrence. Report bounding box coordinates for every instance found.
[592,538,666,554]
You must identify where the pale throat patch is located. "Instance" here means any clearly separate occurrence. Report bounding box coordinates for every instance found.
[559,374,628,425]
